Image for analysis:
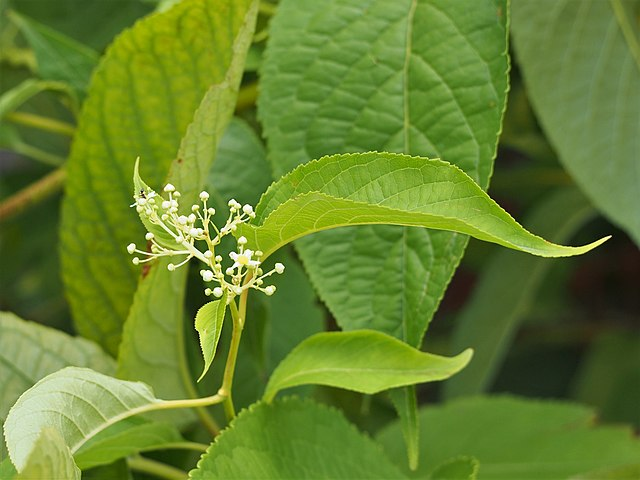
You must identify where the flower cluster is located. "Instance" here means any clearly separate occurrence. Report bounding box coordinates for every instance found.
[128,184,283,301]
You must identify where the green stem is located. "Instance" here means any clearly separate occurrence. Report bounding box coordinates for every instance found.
[5,111,75,137]
[11,142,66,166]
[128,455,187,480]
[161,441,209,453]
[0,167,66,222]
[258,1,277,16]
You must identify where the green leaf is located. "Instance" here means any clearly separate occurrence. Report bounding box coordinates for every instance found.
[572,464,640,480]
[511,0,640,245]
[0,457,17,480]
[189,397,405,479]
[443,187,598,399]
[263,330,472,402]
[15,428,79,480]
[240,153,608,260]
[195,296,228,382]
[0,311,115,424]
[116,0,259,421]
[429,457,479,480]
[59,0,257,355]
[259,0,509,346]
[3,367,178,472]
[74,417,182,470]
[376,396,640,479]
[9,11,98,98]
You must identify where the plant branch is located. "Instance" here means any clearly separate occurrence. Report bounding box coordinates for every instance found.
[128,455,187,480]
[0,167,66,222]
[5,111,75,137]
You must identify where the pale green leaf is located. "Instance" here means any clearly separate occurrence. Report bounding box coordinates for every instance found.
[195,296,228,382]
[511,0,640,244]
[429,457,479,480]
[260,0,509,346]
[16,428,79,480]
[377,396,640,479]
[444,187,598,399]
[3,367,172,472]
[9,10,98,98]
[239,152,608,259]
[74,416,182,470]
[189,397,405,479]
[116,0,259,422]
[59,0,257,355]
[263,330,472,402]
[0,311,115,424]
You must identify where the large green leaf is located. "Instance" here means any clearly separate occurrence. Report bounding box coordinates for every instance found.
[0,311,115,424]
[444,187,598,399]
[239,152,608,260]
[116,0,259,421]
[9,11,98,99]
[59,0,255,355]
[511,0,640,245]
[259,0,509,346]
[15,428,80,480]
[376,396,640,479]
[263,330,472,402]
[3,367,183,473]
[189,397,405,479]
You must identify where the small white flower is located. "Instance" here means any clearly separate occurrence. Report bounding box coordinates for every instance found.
[242,204,253,216]
[229,249,260,269]
[145,232,154,241]
[213,287,224,298]
[264,285,276,296]
[201,270,214,282]
[274,263,285,274]
[164,183,176,193]
[199,191,210,201]
[127,243,136,254]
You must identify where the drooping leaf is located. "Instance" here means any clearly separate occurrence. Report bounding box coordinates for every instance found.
[189,397,405,479]
[511,0,640,245]
[195,296,228,382]
[9,11,98,99]
[15,428,79,480]
[59,0,257,355]
[116,0,259,421]
[0,79,73,120]
[3,367,181,472]
[239,153,608,261]
[376,396,640,479]
[444,187,598,399]
[263,330,472,402]
[259,0,509,347]
[0,311,115,424]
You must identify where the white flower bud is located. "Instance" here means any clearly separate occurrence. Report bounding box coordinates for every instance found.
[137,198,147,206]
[204,288,212,296]
[189,228,199,238]
[199,191,210,201]
[161,200,171,210]
[173,191,181,198]
[175,235,185,243]
[170,200,179,208]
[233,286,243,295]
[132,257,140,265]
[136,205,144,213]
[164,183,176,192]
[274,263,285,274]
[127,243,136,254]
[145,232,154,241]
[204,250,213,259]
[188,214,196,223]
[215,255,222,262]
[207,207,216,215]
[226,267,235,276]
[167,263,176,271]
[237,236,247,245]
[192,205,200,212]
[213,287,224,298]
[201,270,214,282]
[242,204,253,215]
[178,215,188,225]
[264,285,276,296]
[255,250,263,257]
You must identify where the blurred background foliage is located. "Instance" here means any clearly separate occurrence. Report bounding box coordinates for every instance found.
[0,0,638,434]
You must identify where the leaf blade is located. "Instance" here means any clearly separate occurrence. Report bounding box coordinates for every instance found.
[263,330,472,402]
[195,296,228,382]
